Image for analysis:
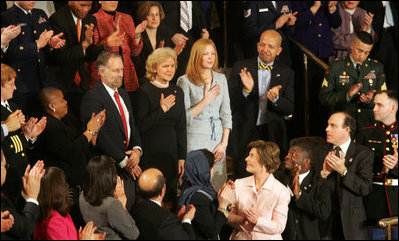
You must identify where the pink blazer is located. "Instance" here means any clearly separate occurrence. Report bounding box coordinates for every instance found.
[230,174,290,240]
[88,9,143,92]
[33,210,78,240]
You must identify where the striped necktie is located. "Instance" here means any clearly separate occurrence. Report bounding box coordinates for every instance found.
[258,62,273,72]
[180,1,190,32]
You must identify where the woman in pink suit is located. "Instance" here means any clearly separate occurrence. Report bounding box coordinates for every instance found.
[224,140,290,240]
[88,1,147,94]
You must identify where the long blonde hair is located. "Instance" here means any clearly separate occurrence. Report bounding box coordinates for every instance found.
[185,38,220,86]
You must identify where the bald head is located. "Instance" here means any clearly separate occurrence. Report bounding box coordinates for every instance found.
[138,168,166,200]
[257,30,283,64]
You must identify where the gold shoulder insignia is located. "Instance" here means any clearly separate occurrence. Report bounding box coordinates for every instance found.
[321,78,328,88]
[381,82,387,91]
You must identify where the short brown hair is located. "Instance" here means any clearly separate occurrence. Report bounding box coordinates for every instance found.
[96,50,122,75]
[38,167,71,220]
[247,140,280,173]
[1,63,17,86]
[136,1,165,22]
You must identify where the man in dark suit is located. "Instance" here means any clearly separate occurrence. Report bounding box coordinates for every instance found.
[50,1,123,117]
[161,1,208,79]
[1,150,43,240]
[282,137,334,240]
[356,90,398,240]
[133,168,195,240]
[228,29,294,178]
[241,1,297,65]
[80,51,141,212]
[1,1,65,117]
[320,112,373,239]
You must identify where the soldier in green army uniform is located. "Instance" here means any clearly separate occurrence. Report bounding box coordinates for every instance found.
[320,31,387,129]
[356,90,398,240]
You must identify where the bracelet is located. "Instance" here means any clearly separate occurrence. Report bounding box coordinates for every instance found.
[243,87,252,93]
[86,130,98,136]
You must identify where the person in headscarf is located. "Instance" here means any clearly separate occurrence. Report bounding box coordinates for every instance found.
[178,149,234,240]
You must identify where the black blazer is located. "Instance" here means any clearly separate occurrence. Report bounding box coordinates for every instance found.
[283,170,334,240]
[49,5,104,92]
[132,199,195,240]
[325,141,373,239]
[36,114,92,187]
[80,81,141,165]
[1,194,39,240]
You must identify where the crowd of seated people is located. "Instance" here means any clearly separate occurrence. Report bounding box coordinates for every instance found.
[1,1,397,240]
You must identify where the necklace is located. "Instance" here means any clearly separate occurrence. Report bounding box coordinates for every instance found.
[152,80,169,88]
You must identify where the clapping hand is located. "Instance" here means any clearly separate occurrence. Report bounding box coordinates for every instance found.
[23,117,47,140]
[1,211,14,233]
[1,25,21,47]
[359,90,376,103]
[78,221,106,240]
[383,148,398,173]
[239,67,254,93]
[114,176,127,210]
[22,160,46,200]
[135,20,148,35]
[49,32,66,49]
[267,85,282,102]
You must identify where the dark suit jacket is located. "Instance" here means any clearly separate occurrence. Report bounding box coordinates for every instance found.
[49,5,104,92]
[36,114,92,187]
[1,194,39,240]
[132,199,195,240]
[1,103,30,204]
[80,81,141,210]
[1,5,52,96]
[282,169,334,240]
[228,58,294,177]
[326,141,373,240]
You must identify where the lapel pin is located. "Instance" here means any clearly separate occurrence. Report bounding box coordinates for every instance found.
[349,158,353,163]
[276,74,280,77]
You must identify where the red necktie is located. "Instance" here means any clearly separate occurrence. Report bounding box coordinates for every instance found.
[114,91,129,148]
[74,19,82,87]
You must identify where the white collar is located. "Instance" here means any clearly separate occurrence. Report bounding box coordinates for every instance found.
[14,2,32,15]
[299,170,310,185]
[336,138,351,157]
[102,81,119,96]
[257,57,274,67]
[344,8,356,16]
[349,55,360,68]
[1,100,10,108]
[150,199,162,207]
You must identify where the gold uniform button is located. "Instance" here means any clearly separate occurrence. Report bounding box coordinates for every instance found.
[123,141,126,144]
[386,131,391,135]
[34,30,37,34]
[19,46,24,50]
[38,59,40,63]
[17,69,20,72]
[21,153,25,157]
[10,144,14,148]
[377,172,380,176]
[358,109,361,113]
[22,31,25,35]
[317,34,322,38]
[386,139,390,143]
[386,147,390,151]
[318,23,322,27]
[372,148,375,151]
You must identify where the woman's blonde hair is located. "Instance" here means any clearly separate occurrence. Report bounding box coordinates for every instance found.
[185,38,220,86]
[145,47,177,81]
[247,140,281,173]
[137,1,165,22]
